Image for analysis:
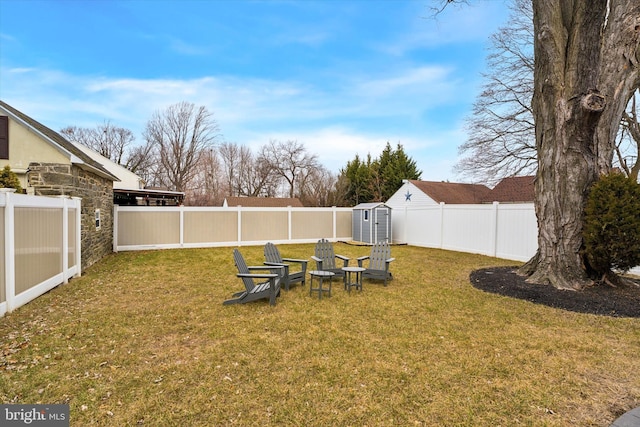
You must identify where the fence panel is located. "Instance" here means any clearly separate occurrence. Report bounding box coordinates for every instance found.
[495,204,538,261]
[292,209,335,240]
[241,210,289,243]
[403,206,442,247]
[114,205,353,251]
[442,204,495,256]
[1,191,81,317]
[183,210,238,245]
[116,209,181,247]
[399,202,537,261]
[15,207,63,294]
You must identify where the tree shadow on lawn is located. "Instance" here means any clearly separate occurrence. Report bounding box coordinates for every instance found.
[470,266,640,318]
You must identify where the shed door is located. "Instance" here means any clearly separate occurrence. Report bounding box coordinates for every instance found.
[374,208,390,243]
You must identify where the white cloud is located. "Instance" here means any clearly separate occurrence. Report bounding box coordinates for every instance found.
[1,64,468,179]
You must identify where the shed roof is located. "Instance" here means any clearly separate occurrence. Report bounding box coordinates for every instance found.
[353,202,390,209]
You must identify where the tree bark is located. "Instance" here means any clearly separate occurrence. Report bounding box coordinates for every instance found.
[519,0,640,290]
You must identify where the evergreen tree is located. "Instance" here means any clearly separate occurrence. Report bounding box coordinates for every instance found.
[583,173,640,282]
[340,154,373,206]
[382,143,421,200]
[338,143,421,204]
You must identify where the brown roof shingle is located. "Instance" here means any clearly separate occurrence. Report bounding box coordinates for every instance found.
[408,176,535,204]
[410,180,492,204]
[488,176,535,203]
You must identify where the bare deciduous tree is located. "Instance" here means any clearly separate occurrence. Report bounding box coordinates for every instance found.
[298,166,338,206]
[218,142,242,196]
[238,148,279,197]
[457,0,536,185]
[259,139,320,198]
[61,122,159,185]
[441,0,640,290]
[143,102,220,192]
[458,0,639,187]
[61,121,135,166]
[123,140,158,183]
[187,149,224,205]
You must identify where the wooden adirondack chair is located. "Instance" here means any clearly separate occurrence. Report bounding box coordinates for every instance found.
[357,241,395,286]
[223,249,284,306]
[311,238,349,278]
[263,242,308,291]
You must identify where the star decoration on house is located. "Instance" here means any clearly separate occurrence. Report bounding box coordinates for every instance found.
[405,191,412,201]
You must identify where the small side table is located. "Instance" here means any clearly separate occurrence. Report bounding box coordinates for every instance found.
[342,266,365,293]
[309,270,335,299]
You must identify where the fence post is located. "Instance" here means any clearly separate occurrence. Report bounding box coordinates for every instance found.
[439,202,445,249]
[288,206,292,242]
[61,196,69,284]
[179,204,185,248]
[237,206,242,245]
[490,201,499,257]
[113,204,119,253]
[4,191,15,313]
[332,206,337,239]
[73,197,82,277]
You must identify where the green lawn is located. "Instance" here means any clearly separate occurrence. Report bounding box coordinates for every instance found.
[1,243,638,426]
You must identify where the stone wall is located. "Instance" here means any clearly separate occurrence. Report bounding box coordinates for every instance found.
[27,163,114,271]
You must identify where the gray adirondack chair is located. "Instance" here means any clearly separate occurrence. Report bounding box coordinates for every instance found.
[311,238,349,278]
[223,249,284,306]
[263,242,307,291]
[357,241,395,286]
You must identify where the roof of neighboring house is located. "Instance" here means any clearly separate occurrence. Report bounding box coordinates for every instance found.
[409,180,492,204]
[0,100,118,181]
[488,175,535,203]
[224,197,304,207]
[406,176,536,204]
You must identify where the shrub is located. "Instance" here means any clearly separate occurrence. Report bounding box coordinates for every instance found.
[0,165,22,192]
[583,172,640,275]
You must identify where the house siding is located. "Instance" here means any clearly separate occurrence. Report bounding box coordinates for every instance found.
[386,182,437,244]
[386,182,438,209]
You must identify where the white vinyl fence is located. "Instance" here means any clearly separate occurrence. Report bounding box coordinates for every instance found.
[394,201,640,275]
[113,205,353,252]
[1,191,81,317]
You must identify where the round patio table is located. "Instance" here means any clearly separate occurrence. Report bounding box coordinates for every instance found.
[342,266,365,293]
[309,270,334,299]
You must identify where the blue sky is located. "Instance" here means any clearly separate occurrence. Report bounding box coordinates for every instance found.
[0,0,509,181]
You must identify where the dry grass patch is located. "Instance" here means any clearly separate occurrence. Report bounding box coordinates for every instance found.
[1,243,639,426]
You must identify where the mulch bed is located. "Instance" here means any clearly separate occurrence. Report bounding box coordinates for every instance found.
[470,266,640,318]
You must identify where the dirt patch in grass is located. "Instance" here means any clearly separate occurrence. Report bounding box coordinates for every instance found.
[471,266,640,318]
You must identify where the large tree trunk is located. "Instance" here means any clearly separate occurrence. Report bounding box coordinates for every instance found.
[520,0,640,290]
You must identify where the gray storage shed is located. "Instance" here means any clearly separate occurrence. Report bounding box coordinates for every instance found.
[352,202,392,244]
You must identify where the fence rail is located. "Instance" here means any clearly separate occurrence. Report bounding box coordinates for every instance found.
[1,191,81,317]
[113,205,353,252]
